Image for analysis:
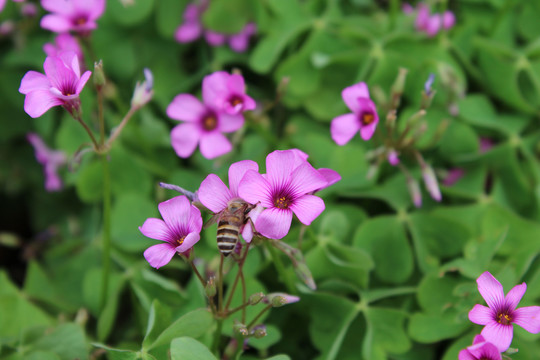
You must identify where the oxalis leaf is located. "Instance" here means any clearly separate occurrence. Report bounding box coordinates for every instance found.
[170,337,217,360]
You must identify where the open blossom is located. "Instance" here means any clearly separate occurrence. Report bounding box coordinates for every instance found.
[198,160,260,242]
[458,335,501,360]
[175,0,256,52]
[27,133,67,192]
[139,195,203,269]
[167,72,248,159]
[468,271,540,352]
[19,51,91,118]
[202,71,256,116]
[331,82,379,145]
[238,150,328,239]
[288,148,341,192]
[43,33,84,66]
[410,3,455,37]
[40,0,105,34]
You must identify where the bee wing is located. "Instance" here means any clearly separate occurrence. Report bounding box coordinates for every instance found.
[203,213,220,229]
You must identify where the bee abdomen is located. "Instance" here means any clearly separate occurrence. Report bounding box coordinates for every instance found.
[217,223,239,256]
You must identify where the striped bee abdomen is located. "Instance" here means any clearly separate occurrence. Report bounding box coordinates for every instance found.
[216,220,240,256]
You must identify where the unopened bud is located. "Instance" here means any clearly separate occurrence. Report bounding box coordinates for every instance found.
[93,60,106,88]
[264,293,300,307]
[406,177,422,208]
[390,67,408,109]
[421,164,442,202]
[253,327,267,339]
[205,277,216,298]
[233,321,248,337]
[21,3,38,17]
[386,109,397,130]
[277,76,290,96]
[249,292,265,305]
[387,150,399,166]
[131,68,153,109]
[293,263,317,290]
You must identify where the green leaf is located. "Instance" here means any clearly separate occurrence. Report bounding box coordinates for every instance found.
[155,0,188,38]
[408,313,469,343]
[142,299,173,351]
[170,337,217,360]
[363,308,411,357]
[202,0,251,33]
[438,120,479,160]
[264,356,291,360]
[109,0,155,26]
[92,343,141,360]
[75,159,103,204]
[353,216,413,284]
[29,323,88,360]
[318,210,350,242]
[145,308,213,351]
[97,276,127,342]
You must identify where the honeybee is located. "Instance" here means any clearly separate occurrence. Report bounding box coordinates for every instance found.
[215,198,254,256]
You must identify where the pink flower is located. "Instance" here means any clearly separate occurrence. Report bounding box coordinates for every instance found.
[202,71,256,116]
[443,168,465,186]
[40,0,105,34]
[468,272,540,352]
[198,160,259,242]
[414,3,455,36]
[27,133,67,192]
[287,148,341,192]
[443,11,456,29]
[0,0,6,13]
[387,150,400,166]
[204,30,226,46]
[229,23,256,53]
[43,33,84,66]
[19,52,91,118]
[458,335,501,360]
[174,2,204,43]
[238,150,327,239]
[139,195,203,269]
[331,82,379,145]
[166,89,244,159]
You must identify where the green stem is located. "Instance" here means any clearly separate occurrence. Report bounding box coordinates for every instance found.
[218,254,224,313]
[106,106,138,149]
[224,242,250,311]
[247,304,272,330]
[389,0,400,31]
[73,112,100,151]
[97,88,105,146]
[99,154,111,311]
[212,318,223,355]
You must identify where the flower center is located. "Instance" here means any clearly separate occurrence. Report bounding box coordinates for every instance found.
[361,112,375,125]
[274,196,291,209]
[74,16,87,26]
[202,114,218,131]
[231,97,243,107]
[175,236,186,247]
[497,312,512,325]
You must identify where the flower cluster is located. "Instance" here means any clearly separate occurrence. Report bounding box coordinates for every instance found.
[404,2,455,37]
[167,70,255,159]
[140,149,340,267]
[26,133,67,192]
[175,0,256,53]
[461,272,540,358]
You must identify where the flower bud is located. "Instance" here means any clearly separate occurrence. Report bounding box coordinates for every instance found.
[406,177,422,208]
[387,150,399,166]
[131,68,153,109]
[421,164,442,202]
[249,292,265,305]
[264,293,300,307]
[93,60,106,88]
[233,321,248,337]
[390,67,408,109]
[205,276,216,298]
[253,326,267,339]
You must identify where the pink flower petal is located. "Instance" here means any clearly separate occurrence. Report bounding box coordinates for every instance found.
[505,283,526,311]
[170,123,200,158]
[359,117,379,140]
[205,31,226,46]
[144,243,177,269]
[265,150,297,189]
[187,205,203,233]
[19,71,50,94]
[457,349,475,360]
[43,56,78,93]
[468,304,494,325]
[176,231,200,253]
[477,272,505,310]
[202,71,229,106]
[229,32,249,52]
[442,11,455,29]
[467,342,502,360]
[415,4,430,30]
[40,14,73,33]
[425,14,442,37]
[76,70,92,95]
[289,162,328,195]
[139,218,174,243]
[199,174,232,213]
[238,170,273,208]
[24,89,64,118]
[26,133,50,164]
[41,0,74,14]
[342,82,370,112]
[227,73,246,94]
[175,21,202,43]
[480,321,513,352]
[158,195,192,235]
[317,168,341,189]
[228,160,259,197]
[255,207,293,239]
[331,113,360,145]
[74,0,105,19]
[44,164,63,192]
[289,194,325,226]
[217,112,244,133]
[472,334,486,345]
[513,306,540,333]
[167,94,205,122]
[199,131,232,159]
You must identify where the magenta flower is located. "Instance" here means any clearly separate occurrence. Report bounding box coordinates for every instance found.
[198,160,259,242]
[204,30,226,46]
[287,148,341,193]
[174,2,205,43]
[139,195,203,269]
[166,90,244,159]
[202,71,256,116]
[443,168,465,186]
[238,150,328,239]
[19,52,91,118]
[331,82,379,145]
[40,0,105,34]
[43,33,85,67]
[413,3,455,36]
[468,271,540,352]
[387,150,400,166]
[27,133,67,192]
[458,335,502,360]
[442,11,456,29]
[0,0,5,12]
[229,23,257,52]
